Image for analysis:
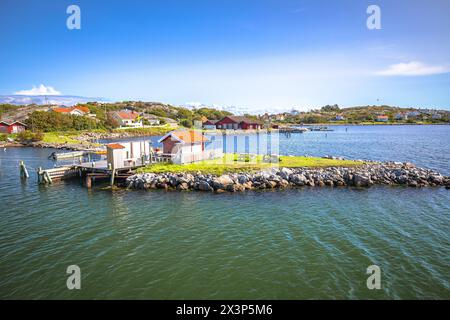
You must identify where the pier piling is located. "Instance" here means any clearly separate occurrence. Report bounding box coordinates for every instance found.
[19,161,29,179]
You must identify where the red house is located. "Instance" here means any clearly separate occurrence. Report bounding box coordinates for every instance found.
[376,115,389,122]
[0,121,27,134]
[215,116,262,130]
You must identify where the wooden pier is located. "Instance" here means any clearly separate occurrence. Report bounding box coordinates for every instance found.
[37,161,140,188]
[36,139,158,188]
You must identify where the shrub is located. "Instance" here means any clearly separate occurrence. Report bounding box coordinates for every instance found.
[17,130,43,142]
[25,111,102,132]
[180,119,193,128]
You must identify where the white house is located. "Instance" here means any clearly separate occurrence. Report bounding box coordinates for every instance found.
[142,113,160,125]
[395,113,408,120]
[111,111,143,128]
[53,106,90,116]
[106,141,152,169]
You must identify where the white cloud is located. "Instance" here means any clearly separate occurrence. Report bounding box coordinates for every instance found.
[376,61,450,76]
[15,84,61,95]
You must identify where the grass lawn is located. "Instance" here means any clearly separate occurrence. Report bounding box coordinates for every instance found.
[42,132,80,144]
[137,154,362,175]
[42,131,101,147]
[111,125,175,136]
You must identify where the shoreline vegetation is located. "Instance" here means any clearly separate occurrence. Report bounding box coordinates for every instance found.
[126,161,450,192]
[0,126,175,150]
[1,102,449,150]
[2,122,450,150]
[137,154,362,175]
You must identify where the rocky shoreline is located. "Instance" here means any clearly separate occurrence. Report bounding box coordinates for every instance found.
[125,162,450,192]
[1,141,104,152]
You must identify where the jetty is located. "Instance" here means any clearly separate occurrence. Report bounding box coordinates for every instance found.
[37,140,154,188]
[309,126,333,131]
[278,127,309,134]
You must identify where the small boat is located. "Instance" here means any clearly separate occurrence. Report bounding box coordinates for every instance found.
[48,151,86,160]
[310,126,333,132]
[279,127,309,133]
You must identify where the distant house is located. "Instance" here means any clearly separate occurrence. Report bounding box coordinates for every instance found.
[160,117,178,127]
[111,110,143,128]
[376,115,389,122]
[142,113,160,125]
[335,114,345,121]
[53,106,90,116]
[395,113,408,120]
[407,111,420,117]
[202,119,218,130]
[158,130,222,164]
[0,121,27,134]
[432,113,442,119]
[215,116,262,130]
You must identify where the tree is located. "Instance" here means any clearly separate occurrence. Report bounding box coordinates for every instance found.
[321,104,340,112]
[25,111,102,132]
[180,119,193,128]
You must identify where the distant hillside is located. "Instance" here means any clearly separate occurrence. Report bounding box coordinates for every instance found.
[0,100,234,129]
[267,105,450,124]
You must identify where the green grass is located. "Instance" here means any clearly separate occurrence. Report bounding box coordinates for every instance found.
[42,132,80,144]
[137,154,362,175]
[111,125,174,136]
[41,131,101,147]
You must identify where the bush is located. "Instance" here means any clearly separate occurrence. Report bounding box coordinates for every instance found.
[17,130,43,142]
[180,119,193,128]
[25,111,101,132]
[105,115,120,129]
[33,130,44,141]
[0,133,7,141]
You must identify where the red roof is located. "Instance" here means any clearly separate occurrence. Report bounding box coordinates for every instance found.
[159,130,208,144]
[53,106,90,114]
[0,121,27,126]
[73,106,90,113]
[115,111,139,120]
[377,115,388,118]
[106,143,126,149]
[53,107,72,113]
[217,116,262,125]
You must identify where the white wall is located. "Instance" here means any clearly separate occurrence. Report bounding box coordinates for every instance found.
[171,143,223,164]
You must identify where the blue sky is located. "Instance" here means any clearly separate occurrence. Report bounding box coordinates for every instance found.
[1,0,449,110]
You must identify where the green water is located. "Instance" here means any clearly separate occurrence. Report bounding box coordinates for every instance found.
[0,126,449,299]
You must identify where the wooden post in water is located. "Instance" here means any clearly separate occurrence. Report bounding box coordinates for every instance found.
[44,171,52,184]
[37,167,42,184]
[110,168,116,186]
[86,174,92,189]
[19,161,29,179]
